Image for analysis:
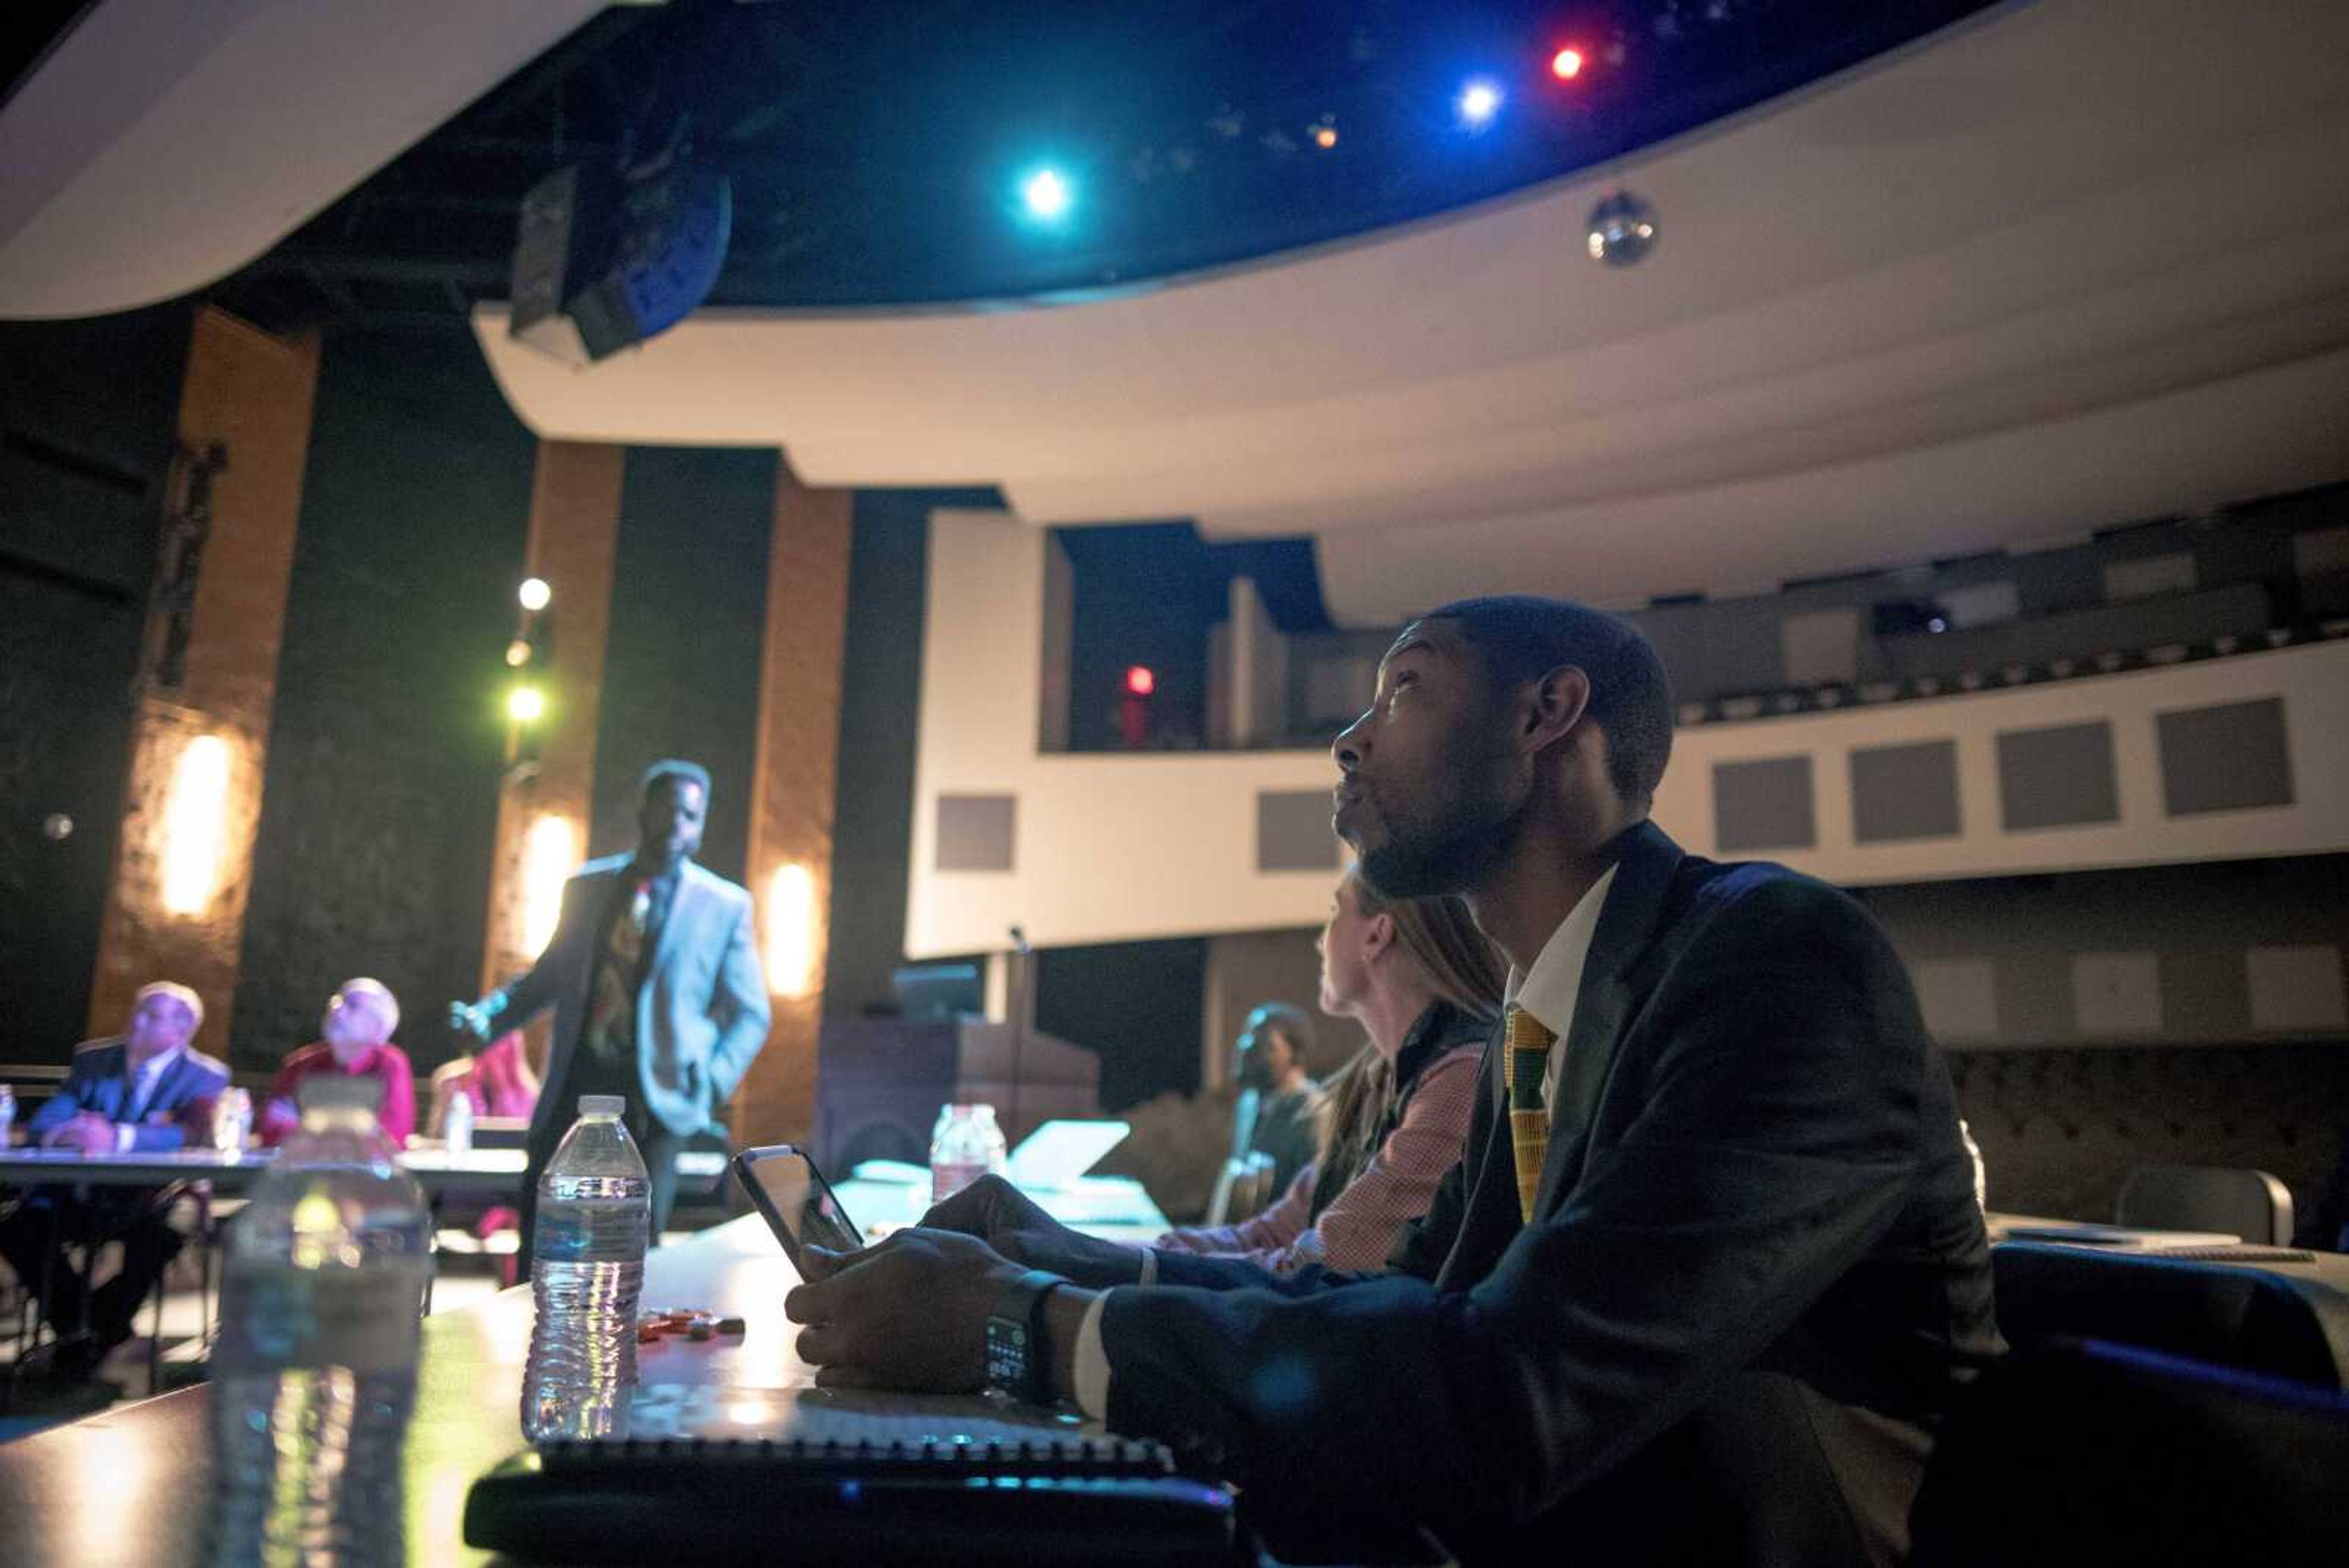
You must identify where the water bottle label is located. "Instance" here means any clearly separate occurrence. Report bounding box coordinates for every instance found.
[218,1262,427,1374]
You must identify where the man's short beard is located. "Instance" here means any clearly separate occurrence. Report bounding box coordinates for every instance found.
[1356,792,1520,900]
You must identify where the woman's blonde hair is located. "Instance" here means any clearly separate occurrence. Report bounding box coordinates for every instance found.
[1308,868,1504,1216]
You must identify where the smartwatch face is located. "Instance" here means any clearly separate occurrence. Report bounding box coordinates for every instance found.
[985,1318,1030,1392]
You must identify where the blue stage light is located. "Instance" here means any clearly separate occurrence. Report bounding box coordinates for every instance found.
[1021,168,1072,221]
[1457,79,1504,128]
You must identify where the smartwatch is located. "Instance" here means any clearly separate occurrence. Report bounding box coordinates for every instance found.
[983,1268,1063,1405]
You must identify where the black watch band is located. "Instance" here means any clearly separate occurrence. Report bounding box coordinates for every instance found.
[984,1268,1063,1405]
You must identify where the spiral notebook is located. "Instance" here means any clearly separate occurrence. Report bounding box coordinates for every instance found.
[463,1384,1238,1566]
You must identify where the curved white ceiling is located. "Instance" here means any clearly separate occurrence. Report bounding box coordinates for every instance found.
[475,0,2349,625]
[0,0,601,320]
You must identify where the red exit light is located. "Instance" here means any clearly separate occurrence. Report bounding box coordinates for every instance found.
[1125,665,1156,696]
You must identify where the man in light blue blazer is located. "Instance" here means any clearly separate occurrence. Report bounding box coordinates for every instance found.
[454,760,770,1262]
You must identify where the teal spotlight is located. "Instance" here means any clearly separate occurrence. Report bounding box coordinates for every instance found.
[1020,167,1072,221]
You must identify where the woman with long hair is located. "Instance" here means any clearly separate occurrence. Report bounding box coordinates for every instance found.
[1156,865,1504,1272]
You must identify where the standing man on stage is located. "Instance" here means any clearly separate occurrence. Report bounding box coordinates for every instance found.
[452,760,770,1266]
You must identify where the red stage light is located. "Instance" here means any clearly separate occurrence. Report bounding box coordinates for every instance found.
[1125,666,1156,696]
[1551,46,1585,80]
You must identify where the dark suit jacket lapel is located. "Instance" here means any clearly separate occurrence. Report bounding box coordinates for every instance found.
[93,1045,131,1120]
[1532,820,1687,1218]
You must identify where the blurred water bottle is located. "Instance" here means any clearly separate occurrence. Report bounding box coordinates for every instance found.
[930,1103,1008,1205]
[211,1086,252,1156]
[0,1083,15,1147]
[445,1086,475,1154]
[209,1075,430,1567]
[522,1096,648,1441]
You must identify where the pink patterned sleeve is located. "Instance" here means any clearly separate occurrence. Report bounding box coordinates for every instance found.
[1154,1165,1315,1256]
[1277,1046,1481,1274]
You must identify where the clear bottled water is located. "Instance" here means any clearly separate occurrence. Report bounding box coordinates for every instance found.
[444,1085,475,1153]
[930,1102,1007,1205]
[523,1095,650,1441]
[208,1075,430,1567]
[211,1085,252,1156]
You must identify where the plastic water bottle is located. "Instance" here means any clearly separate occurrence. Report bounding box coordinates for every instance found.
[522,1095,650,1441]
[445,1086,475,1154]
[0,1083,15,1147]
[211,1086,251,1156]
[930,1103,1008,1204]
[208,1074,431,1566]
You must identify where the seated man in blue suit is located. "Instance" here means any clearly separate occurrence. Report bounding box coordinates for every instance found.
[0,981,230,1380]
[786,597,2001,1566]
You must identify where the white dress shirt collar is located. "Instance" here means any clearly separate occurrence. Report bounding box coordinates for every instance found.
[127,1043,184,1102]
[1502,863,1619,1042]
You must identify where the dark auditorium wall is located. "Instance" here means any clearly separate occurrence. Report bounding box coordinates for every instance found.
[822,489,951,1020]
[0,305,193,1059]
[1036,937,1208,1110]
[231,330,533,1074]
[587,447,776,885]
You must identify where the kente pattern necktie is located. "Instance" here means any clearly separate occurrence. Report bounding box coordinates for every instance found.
[582,880,651,1070]
[1506,1005,1557,1224]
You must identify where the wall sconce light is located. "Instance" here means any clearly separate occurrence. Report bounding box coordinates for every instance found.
[765,862,820,1000]
[159,733,233,916]
[521,813,579,957]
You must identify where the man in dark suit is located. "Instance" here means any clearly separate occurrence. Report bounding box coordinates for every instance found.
[453,760,768,1258]
[0,981,230,1380]
[784,597,2001,1565]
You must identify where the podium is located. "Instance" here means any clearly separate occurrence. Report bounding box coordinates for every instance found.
[814,1018,1100,1173]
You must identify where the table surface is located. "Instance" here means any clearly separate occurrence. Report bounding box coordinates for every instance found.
[0,1216,832,1568]
[0,1145,529,1195]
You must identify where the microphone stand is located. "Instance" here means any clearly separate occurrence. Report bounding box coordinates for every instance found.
[1008,926,1033,1144]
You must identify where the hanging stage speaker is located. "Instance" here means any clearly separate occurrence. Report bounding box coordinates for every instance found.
[508,162,732,364]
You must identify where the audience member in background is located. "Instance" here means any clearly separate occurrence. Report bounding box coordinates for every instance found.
[428,1030,541,1282]
[258,978,415,1148]
[452,759,770,1263]
[1157,869,1502,1272]
[787,596,1999,1566]
[428,1029,540,1137]
[0,981,229,1381]
[1227,1002,1321,1200]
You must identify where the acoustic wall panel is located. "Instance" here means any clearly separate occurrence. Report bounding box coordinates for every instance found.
[1850,740,1962,842]
[2072,951,2163,1037]
[2157,697,2293,815]
[1712,756,1816,853]
[1939,579,2020,630]
[1257,789,1343,872]
[1912,957,1999,1042]
[2246,944,2348,1033]
[934,793,1016,871]
[1781,608,1860,687]
[2102,551,2197,603]
[1997,721,2120,831]
[2293,525,2349,580]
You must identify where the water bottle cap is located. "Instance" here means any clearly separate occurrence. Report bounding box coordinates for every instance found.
[578,1094,625,1118]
